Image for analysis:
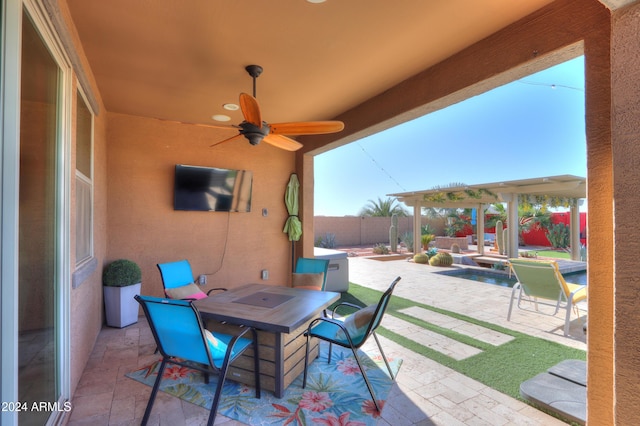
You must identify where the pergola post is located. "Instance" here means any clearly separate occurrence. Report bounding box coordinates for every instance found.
[506,195,519,259]
[570,199,582,261]
[477,204,485,255]
[413,203,422,254]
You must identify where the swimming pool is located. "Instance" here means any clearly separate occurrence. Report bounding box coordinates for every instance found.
[440,269,587,288]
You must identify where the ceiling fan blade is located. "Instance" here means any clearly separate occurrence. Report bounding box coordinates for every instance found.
[208,124,240,131]
[263,134,303,151]
[239,93,262,127]
[270,121,344,135]
[209,133,243,148]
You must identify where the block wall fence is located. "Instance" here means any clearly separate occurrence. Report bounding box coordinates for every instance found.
[314,216,447,247]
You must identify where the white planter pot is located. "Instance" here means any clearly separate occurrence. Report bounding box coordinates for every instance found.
[103,283,141,328]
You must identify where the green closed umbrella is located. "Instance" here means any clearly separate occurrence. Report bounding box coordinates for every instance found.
[283,174,302,271]
[283,173,302,241]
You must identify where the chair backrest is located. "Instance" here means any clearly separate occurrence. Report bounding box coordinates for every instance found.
[135,295,213,366]
[157,259,194,291]
[508,259,570,301]
[361,276,401,340]
[295,258,330,290]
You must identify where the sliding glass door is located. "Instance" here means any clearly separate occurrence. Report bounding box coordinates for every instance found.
[16,5,68,425]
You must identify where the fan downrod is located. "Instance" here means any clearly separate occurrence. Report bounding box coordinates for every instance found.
[245,65,263,98]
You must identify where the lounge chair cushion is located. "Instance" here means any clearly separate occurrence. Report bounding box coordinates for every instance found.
[203,329,229,360]
[337,304,376,340]
[165,283,208,300]
[291,272,324,290]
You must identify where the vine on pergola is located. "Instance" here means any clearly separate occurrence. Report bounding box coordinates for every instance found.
[520,194,579,209]
[422,187,497,204]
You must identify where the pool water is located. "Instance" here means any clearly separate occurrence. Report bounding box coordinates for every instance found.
[445,270,587,288]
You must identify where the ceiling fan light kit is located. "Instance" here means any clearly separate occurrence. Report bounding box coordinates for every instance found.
[210,65,344,151]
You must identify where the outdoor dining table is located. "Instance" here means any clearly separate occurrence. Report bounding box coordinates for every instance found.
[194,283,340,397]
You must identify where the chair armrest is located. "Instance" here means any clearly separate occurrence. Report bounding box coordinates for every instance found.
[331,302,364,318]
[568,284,587,302]
[306,317,357,346]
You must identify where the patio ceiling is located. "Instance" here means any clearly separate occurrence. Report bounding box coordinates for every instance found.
[388,175,587,209]
[64,0,555,137]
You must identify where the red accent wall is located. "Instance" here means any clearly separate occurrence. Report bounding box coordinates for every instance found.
[521,212,587,246]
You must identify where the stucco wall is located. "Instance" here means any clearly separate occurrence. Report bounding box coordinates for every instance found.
[611,2,640,423]
[105,113,296,296]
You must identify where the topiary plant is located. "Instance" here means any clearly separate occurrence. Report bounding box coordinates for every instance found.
[103,259,142,287]
[413,253,429,264]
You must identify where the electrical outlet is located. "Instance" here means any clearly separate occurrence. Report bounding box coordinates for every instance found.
[198,274,207,285]
[261,269,269,280]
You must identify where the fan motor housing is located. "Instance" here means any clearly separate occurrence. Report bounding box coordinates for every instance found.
[239,121,270,145]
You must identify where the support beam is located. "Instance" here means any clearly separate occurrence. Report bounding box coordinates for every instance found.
[570,200,582,261]
[477,204,485,255]
[507,196,519,258]
[413,203,422,254]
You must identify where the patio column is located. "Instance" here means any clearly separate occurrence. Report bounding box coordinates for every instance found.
[412,203,422,254]
[477,204,485,255]
[506,194,519,258]
[570,199,582,261]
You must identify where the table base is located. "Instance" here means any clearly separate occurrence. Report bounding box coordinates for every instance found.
[206,316,319,398]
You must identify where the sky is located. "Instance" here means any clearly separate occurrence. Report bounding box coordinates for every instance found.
[314,56,586,217]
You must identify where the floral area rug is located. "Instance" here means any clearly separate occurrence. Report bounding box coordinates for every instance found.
[126,342,402,425]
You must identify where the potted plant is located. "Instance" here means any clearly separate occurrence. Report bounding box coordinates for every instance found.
[421,234,435,250]
[103,259,142,328]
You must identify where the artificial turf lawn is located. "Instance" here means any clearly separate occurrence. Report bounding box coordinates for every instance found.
[526,249,571,259]
[333,283,586,401]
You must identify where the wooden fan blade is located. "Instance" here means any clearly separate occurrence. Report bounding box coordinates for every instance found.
[210,133,243,148]
[263,134,303,151]
[239,93,262,127]
[270,121,344,136]
[208,124,239,131]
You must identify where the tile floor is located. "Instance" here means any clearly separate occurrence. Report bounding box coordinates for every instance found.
[66,257,586,425]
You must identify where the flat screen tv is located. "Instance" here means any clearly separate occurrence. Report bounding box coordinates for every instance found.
[174,164,253,212]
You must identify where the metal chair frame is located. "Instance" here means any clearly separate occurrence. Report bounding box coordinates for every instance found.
[135,295,260,426]
[302,276,401,412]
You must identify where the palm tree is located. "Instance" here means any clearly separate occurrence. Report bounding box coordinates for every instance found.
[359,197,408,217]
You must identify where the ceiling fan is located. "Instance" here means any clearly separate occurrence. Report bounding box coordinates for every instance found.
[210,65,344,151]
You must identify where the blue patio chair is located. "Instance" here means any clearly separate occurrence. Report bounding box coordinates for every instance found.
[135,295,260,426]
[157,259,226,300]
[302,276,401,412]
[292,257,329,291]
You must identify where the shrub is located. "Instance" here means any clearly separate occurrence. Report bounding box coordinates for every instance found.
[316,233,337,248]
[546,223,570,248]
[401,232,414,252]
[421,233,435,248]
[373,243,389,255]
[426,247,439,259]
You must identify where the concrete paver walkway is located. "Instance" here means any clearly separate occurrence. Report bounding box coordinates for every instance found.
[348,256,586,425]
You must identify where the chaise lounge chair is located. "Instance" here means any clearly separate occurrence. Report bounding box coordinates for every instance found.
[507,258,587,336]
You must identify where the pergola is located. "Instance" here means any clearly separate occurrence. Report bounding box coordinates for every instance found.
[388,175,586,260]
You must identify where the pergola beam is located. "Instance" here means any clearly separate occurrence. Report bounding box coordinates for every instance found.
[389,175,586,259]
